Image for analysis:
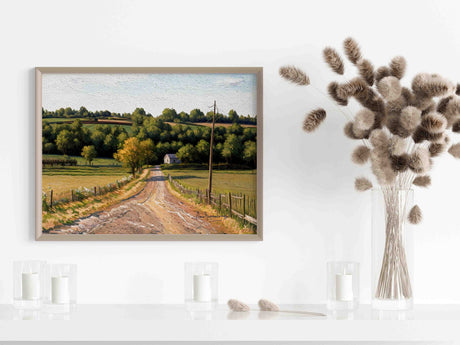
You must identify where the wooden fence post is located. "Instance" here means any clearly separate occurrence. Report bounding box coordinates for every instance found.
[228,192,232,217]
[71,190,74,202]
[243,194,246,224]
[94,186,97,195]
[218,194,222,210]
[205,189,209,204]
[50,190,53,208]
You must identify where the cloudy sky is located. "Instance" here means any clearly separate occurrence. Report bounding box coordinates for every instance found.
[42,73,258,117]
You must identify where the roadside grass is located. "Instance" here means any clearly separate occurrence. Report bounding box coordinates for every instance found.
[166,180,255,235]
[42,169,149,232]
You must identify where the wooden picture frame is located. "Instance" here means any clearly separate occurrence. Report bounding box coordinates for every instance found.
[36,67,263,241]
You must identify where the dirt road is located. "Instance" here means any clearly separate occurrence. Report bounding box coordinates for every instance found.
[52,166,232,235]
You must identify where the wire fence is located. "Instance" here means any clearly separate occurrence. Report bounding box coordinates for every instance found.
[168,174,257,226]
[42,175,134,210]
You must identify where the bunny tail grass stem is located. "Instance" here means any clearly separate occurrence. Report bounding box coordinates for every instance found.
[258,299,326,317]
[278,309,326,317]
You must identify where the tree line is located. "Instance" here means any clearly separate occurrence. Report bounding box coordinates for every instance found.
[43,110,257,168]
[43,106,257,125]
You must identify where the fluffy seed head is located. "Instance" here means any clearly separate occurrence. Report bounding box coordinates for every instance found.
[389,56,406,79]
[437,96,453,114]
[352,145,371,164]
[279,66,310,86]
[337,78,368,100]
[377,76,402,101]
[400,106,421,131]
[355,177,373,191]
[387,115,411,138]
[357,59,374,86]
[258,299,280,312]
[375,66,391,83]
[413,175,431,187]
[408,205,422,224]
[412,73,455,98]
[409,148,431,174]
[323,47,344,75]
[343,37,362,64]
[355,108,375,130]
[452,120,460,133]
[328,82,348,106]
[412,127,443,143]
[389,136,407,156]
[344,122,356,139]
[370,129,389,148]
[421,112,447,134]
[227,299,250,312]
[390,154,409,172]
[443,97,460,127]
[429,143,446,157]
[448,143,460,158]
[303,108,326,132]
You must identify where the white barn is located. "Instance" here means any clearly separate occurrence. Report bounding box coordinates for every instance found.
[164,153,181,164]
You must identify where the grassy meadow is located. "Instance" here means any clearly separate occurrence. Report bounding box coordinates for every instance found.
[162,166,256,198]
[42,155,131,198]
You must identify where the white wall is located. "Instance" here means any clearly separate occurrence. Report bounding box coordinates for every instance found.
[0,0,459,305]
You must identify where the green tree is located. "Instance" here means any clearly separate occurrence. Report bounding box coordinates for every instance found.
[228,109,239,123]
[79,106,89,117]
[243,140,257,167]
[43,142,56,154]
[222,134,242,163]
[81,145,97,165]
[161,108,178,122]
[117,132,128,148]
[196,139,210,163]
[189,109,205,122]
[56,130,74,155]
[177,143,197,163]
[140,139,157,165]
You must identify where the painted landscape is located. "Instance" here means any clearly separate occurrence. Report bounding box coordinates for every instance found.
[41,72,259,236]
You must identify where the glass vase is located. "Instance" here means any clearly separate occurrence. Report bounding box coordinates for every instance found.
[372,188,414,310]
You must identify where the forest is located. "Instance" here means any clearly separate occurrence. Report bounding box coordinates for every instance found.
[42,107,257,169]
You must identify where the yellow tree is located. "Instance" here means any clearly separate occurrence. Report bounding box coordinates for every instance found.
[114,137,142,177]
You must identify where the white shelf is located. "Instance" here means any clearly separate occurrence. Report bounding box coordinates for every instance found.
[1,304,460,342]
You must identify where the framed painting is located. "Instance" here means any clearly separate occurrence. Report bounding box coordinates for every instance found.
[35,67,263,241]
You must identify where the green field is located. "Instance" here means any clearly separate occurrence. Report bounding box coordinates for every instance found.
[43,154,121,166]
[43,164,131,197]
[43,118,133,135]
[82,123,133,135]
[163,167,256,198]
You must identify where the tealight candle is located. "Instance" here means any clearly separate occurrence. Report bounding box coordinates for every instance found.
[193,274,212,302]
[22,272,40,300]
[51,276,70,304]
[335,273,353,301]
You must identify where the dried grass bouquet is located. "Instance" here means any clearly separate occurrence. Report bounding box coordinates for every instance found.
[280,38,460,304]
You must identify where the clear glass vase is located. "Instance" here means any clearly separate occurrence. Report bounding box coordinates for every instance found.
[372,188,414,310]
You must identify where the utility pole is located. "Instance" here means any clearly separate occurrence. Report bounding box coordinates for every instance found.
[207,100,216,203]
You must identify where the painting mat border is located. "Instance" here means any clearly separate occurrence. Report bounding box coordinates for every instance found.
[35,67,263,241]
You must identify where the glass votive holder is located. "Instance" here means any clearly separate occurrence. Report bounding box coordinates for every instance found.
[184,262,218,309]
[44,263,77,309]
[13,260,46,309]
[327,261,359,311]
